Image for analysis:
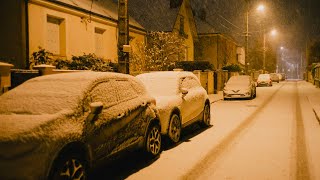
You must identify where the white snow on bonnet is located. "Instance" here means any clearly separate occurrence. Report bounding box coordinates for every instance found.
[137,71,200,96]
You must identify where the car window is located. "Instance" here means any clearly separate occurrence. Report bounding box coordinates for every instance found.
[90,81,118,108]
[180,76,201,90]
[115,79,139,102]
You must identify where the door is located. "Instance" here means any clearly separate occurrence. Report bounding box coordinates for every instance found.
[179,76,205,124]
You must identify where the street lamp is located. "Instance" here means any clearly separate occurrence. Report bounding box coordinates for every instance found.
[262,29,277,73]
[244,3,265,75]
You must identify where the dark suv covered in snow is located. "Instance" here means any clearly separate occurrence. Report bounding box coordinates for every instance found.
[0,71,161,179]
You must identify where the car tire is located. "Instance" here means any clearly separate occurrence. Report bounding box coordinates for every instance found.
[200,103,211,127]
[168,113,181,143]
[49,152,87,180]
[145,122,162,157]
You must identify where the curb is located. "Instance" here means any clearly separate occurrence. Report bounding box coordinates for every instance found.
[312,109,320,125]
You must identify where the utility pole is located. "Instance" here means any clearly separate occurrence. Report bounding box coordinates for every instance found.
[118,0,129,74]
[244,1,249,75]
[263,29,266,73]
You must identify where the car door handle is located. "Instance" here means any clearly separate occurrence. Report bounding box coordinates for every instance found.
[117,113,125,119]
[141,101,147,107]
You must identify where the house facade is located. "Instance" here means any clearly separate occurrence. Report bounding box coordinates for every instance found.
[128,0,197,61]
[195,33,243,70]
[0,0,146,69]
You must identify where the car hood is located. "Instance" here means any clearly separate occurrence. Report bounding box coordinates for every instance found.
[0,111,83,143]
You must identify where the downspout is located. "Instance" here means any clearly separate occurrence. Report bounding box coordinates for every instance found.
[216,35,219,69]
[25,0,30,69]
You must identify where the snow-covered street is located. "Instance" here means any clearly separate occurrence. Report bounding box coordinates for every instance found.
[92,81,320,180]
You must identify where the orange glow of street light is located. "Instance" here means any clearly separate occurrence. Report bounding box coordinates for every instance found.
[270,29,277,36]
[257,4,265,12]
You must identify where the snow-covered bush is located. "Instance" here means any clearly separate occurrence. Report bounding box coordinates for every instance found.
[130,31,186,72]
[57,53,114,72]
[222,63,242,72]
[29,47,53,68]
[171,61,214,71]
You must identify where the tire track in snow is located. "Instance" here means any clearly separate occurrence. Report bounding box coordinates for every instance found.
[182,83,286,179]
[295,82,311,180]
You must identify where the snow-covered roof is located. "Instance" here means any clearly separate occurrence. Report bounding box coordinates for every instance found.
[128,0,179,31]
[49,0,144,30]
[137,71,198,95]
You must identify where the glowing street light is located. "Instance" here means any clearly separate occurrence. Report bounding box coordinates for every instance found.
[270,29,277,36]
[257,4,265,12]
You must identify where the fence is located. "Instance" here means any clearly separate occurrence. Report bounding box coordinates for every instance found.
[1,61,239,95]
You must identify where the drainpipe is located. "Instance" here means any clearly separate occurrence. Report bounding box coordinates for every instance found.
[25,0,29,69]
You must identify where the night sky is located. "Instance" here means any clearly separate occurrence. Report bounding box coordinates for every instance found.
[110,0,320,63]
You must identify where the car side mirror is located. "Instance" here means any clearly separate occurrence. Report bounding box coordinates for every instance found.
[181,88,188,95]
[90,102,103,115]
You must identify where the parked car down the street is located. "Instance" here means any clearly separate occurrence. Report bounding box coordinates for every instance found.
[223,75,256,100]
[270,73,280,83]
[257,74,273,87]
[0,71,162,179]
[277,73,283,81]
[136,71,211,144]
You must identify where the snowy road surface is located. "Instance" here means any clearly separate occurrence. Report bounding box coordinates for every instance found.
[92,81,320,180]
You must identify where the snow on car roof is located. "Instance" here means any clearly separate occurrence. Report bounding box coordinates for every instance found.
[136,71,198,95]
[0,71,142,115]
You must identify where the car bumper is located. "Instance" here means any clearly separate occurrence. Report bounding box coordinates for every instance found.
[224,94,251,99]
[0,144,55,179]
[257,82,271,86]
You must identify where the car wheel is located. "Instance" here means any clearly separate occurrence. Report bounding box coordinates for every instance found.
[200,103,211,127]
[145,122,162,157]
[50,153,87,180]
[253,89,257,98]
[168,113,181,143]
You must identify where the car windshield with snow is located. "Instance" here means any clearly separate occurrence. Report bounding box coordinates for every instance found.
[257,74,273,87]
[0,71,162,180]
[223,75,256,100]
[137,71,211,144]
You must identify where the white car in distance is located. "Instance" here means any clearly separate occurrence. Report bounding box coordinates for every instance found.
[137,71,211,144]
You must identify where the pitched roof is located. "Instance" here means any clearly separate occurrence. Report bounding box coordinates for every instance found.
[48,0,144,30]
[194,17,215,34]
[127,0,180,32]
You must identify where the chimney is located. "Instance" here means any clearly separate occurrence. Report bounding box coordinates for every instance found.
[170,0,183,8]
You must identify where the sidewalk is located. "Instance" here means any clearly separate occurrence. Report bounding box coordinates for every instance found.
[208,91,223,104]
[299,81,320,123]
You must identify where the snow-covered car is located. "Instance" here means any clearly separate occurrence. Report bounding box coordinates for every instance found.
[257,74,273,87]
[270,73,280,83]
[223,75,256,100]
[136,71,211,143]
[0,71,162,180]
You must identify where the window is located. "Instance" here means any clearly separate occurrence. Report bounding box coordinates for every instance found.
[115,80,138,102]
[181,77,201,90]
[90,81,118,108]
[95,28,105,57]
[179,16,185,35]
[47,16,65,55]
